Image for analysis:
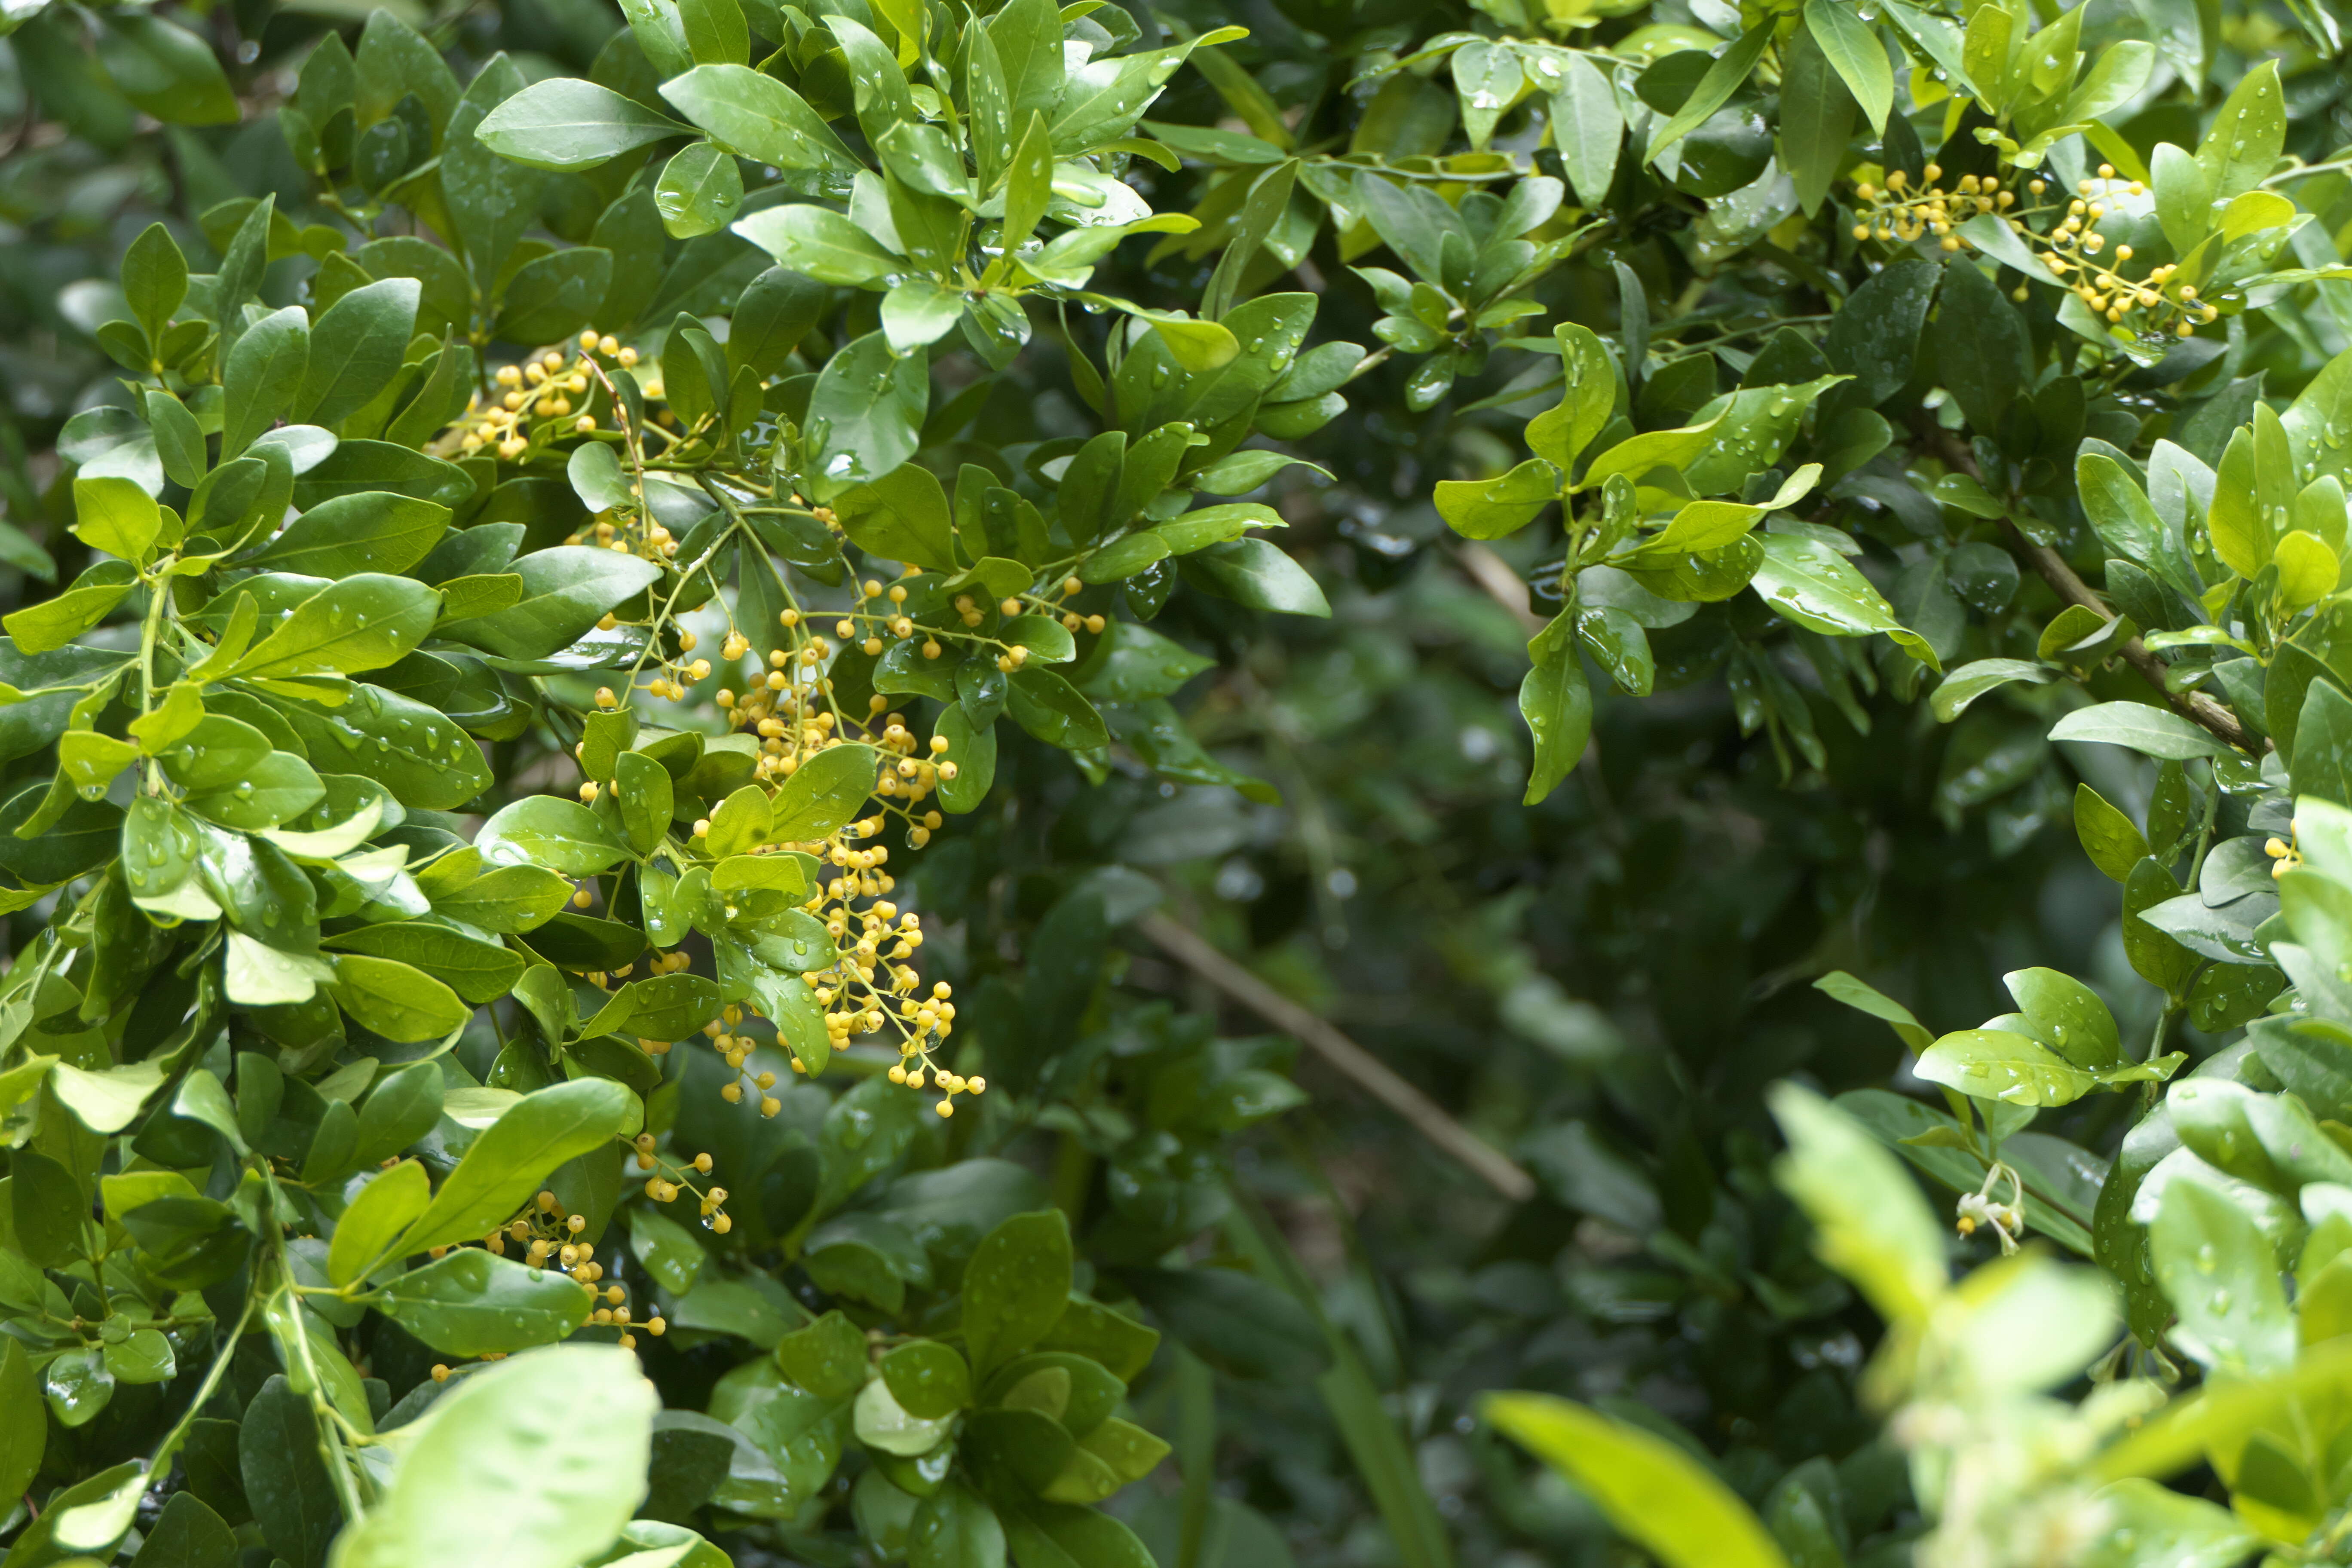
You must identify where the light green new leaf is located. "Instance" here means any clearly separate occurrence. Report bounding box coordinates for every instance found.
[1812,971,1932,1054]
[1484,1393,1789,1568]
[1803,0,1892,130]
[1767,1082,1947,1324]
[1931,658,2053,721]
[331,1346,657,1568]
[393,1078,638,1256]
[71,477,161,564]
[1520,611,1592,806]
[1433,459,1557,540]
[1749,533,1939,668]
[2150,1179,2294,1372]
[369,1250,596,1356]
[2048,702,2239,761]
[1524,323,1616,469]
[328,1159,430,1285]
[1914,1028,2097,1106]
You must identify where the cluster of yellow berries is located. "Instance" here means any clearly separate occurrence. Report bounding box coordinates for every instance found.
[631,1134,733,1239]
[1851,164,2225,340]
[443,1185,669,1358]
[704,1001,786,1115]
[1851,162,2017,246]
[2267,832,2303,878]
[455,331,635,461]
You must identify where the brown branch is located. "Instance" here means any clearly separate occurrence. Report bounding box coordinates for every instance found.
[1453,542,1549,637]
[1920,426,2256,754]
[1136,912,1539,1203]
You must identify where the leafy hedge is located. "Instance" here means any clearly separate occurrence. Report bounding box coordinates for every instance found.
[15,0,2352,1563]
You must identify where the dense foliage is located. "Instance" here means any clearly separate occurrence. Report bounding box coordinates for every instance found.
[23,0,2352,1562]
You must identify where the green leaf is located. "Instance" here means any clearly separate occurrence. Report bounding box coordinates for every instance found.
[328,1158,430,1285]
[662,65,864,176]
[126,1491,236,1568]
[145,389,206,491]
[776,1311,869,1401]
[1767,1082,1946,1324]
[2151,1178,2295,1372]
[275,684,490,811]
[331,1346,658,1568]
[806,332,929,499]
[1931,657,2053,721]
[1914,1028,2105,1106]
[245,492,450,579]
[332,953,472,1042]
[627,1207,707,1295]
[1181,538,1329,617]
[1525,323,1617,469]
[2004,968,2122,1068]
[1434,459,1557,540]
[73,475,161,564]
[241,1378,341,1566]
[393,1078,639,1255]
[910,1483,1006,1568]
[441,546,664,662]
[835,464,956,570]
[231,573,442,678]
[475,77,690,171]
[371,1249,597,1355]
[731,205,899,287]
[222,306,310,460]
[1520,611,1592,806]
[882,1341,972,1420]
[1749,533,1937,668]
[479,796,631,875]
[297,279,419,429]
[1005,668,1109,751]
[1803,0,1892,130]
[122,221,189,346]
[2048,701,2238,761]
[2076,784,2154,880]
[97,12,238,124]
[963,1210,1072,1375]
[770,742,876,841]
[1646,24,1773,160]
[0,1338,44,1507]
[1778,21,1855,216]
[2196,59,2284,203]
[1484,1393,1789,1568]
[1812,971,1932,1054]
[431,864,575,933]
[655,141,744,238]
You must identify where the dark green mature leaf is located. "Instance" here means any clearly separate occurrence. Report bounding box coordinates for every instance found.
[275,684,491,810]
[1122,1266,1329,1382]
[242,1377,343,1568]
[129,1491,239,1568]
[441,546,664,660]
[963,1210,1072,1375]
[97,12,238,124]
[245,493,450,579]
[297,279,420,428]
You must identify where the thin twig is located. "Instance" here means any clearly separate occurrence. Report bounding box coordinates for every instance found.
[1453,542,1548,636]
[1137,912,1538,1202]
[1923,426,2254,753]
